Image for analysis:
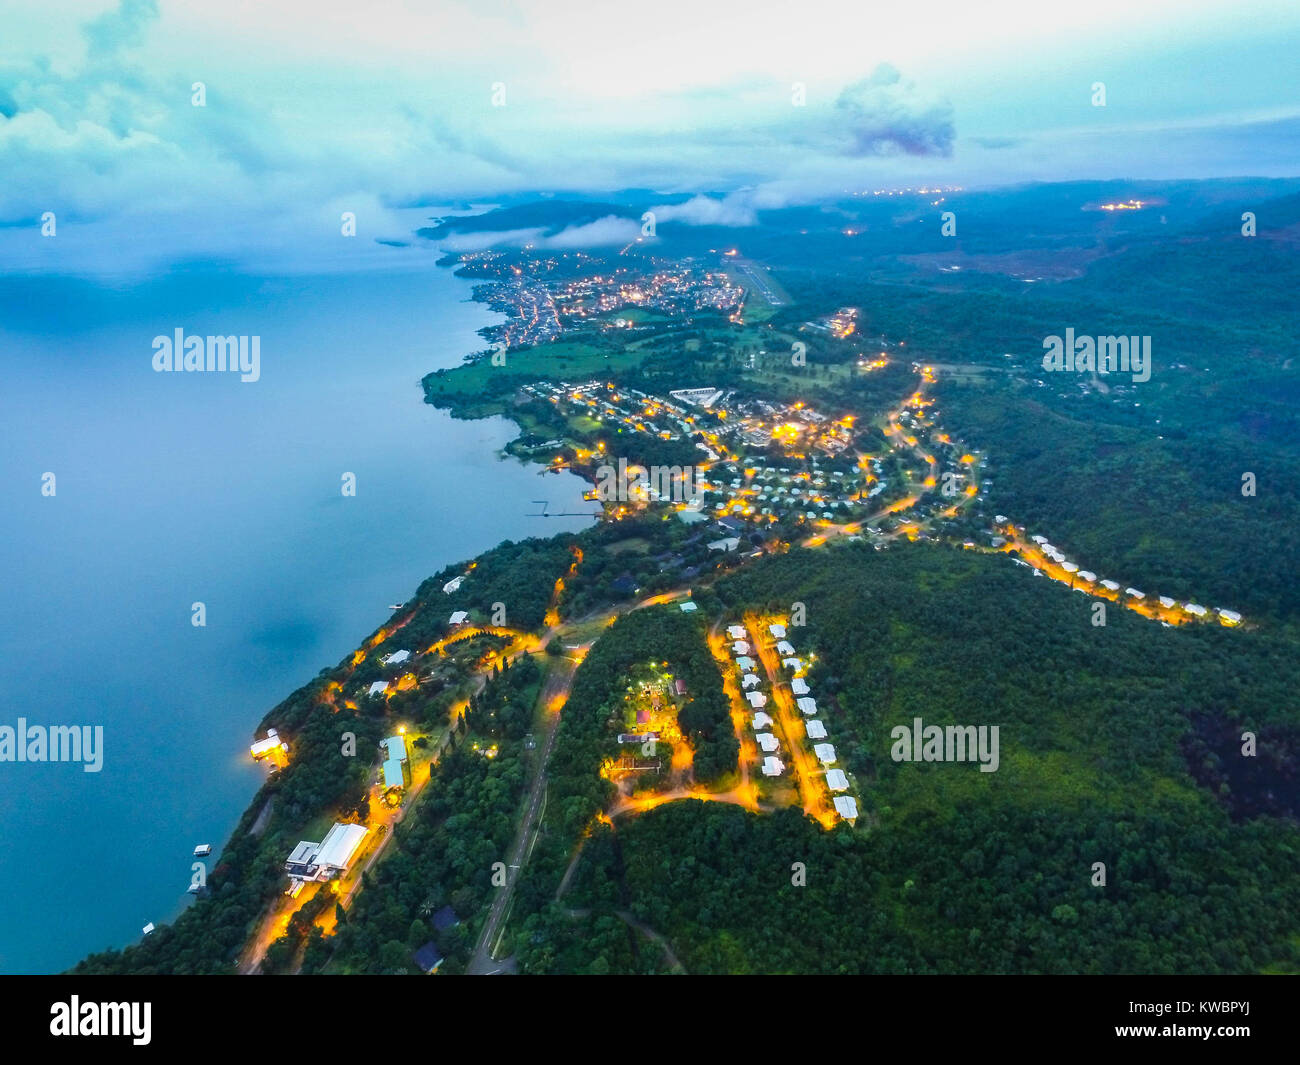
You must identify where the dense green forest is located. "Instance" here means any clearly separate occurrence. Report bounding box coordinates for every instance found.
[510,543,1300,974]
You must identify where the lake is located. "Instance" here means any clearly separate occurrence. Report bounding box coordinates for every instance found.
[0,250,593,972]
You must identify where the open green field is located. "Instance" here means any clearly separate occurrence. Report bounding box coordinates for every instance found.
[423,335,649,409]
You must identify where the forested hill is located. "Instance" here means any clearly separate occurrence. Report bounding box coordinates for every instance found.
[513,542,1300,974]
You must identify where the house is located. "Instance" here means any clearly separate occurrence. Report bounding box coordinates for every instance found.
[442,575,465,594]
[1077,570,1096,583]
[449,610,470,626]
[413,941,445,974]
[674,678,687,696]
[825,769,849,792]
[745,691,768,709]
[727,625,747,640]
[791,678,810,696]
[752,712,774,729]
[782,657,803,672]
[736,656,756,671]
[776,640,795,656]
[1126,588,1145,599]
[833,796,859,820]
[742,673,761,689]
[678,601,698,613]
[1217,608,1242,626]
[1184,603,1208,617]
[805,719,828,740]
[285,822,369,883]
[768,623,787,638]
[708,537,740,552]
[382,734,410,791]
[797,697,818,715]
[368,680,390,698]
[732,640,750,655]
[250,729,288,760]
[1158,596,1176,609]
[1100,580,1120,592]
[383,649,411,667]
[431,905,460,933]
[761,756,785,777]
[755,733,780,753]
[813,743,837,766]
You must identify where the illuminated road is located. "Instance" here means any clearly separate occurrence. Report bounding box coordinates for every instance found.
[745,612,835,829]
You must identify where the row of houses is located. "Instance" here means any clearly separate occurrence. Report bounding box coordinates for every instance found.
[766,623,857,823]
[1025,531,1242,625]
[727,623,784,779]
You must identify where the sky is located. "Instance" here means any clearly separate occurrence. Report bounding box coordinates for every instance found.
[2,0,1299,275]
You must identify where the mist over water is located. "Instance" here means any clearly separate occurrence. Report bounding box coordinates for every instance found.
[0,261,592,972]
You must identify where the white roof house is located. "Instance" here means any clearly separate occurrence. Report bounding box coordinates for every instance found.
[731,640,750,654]
[791,678,810,696]
[833,796,859,820]
[797,697,818,715]
[768,624,787,638]
[1100,580,1120,591]
[708,537,741,552]
[367,681,389,698]
[813,743,837,766]
[742,673,761,689]
[782,657,803,672]
[1031,534,1048,544]
[761,756,785,777]
[1184,603,1208,616]
[313,823,369,875]
[449,610,470,626]
[250,729,285,757]
[805,719,828,740]
[727,625,748,640]
[752,712,774,729]
[776,640,795,656]
[736,656,756,671]
[755,732,780,753]
[745,691,768,708]
[1077,571,1096,583]
[383,649,411,666]
[442,575,465,594]
[1217,608,1242,625]
[1061,562,1079,573]
[825,769,849,791]
[286,822,369,882]
[1126,588,1145,598]
[1158,596,1176,609]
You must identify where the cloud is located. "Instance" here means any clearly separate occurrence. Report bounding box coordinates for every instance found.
[650,193,759,227]
[833,63,956,157]
[970,135,1023,150]
[541,216,641,247]
[436,215,640,252]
